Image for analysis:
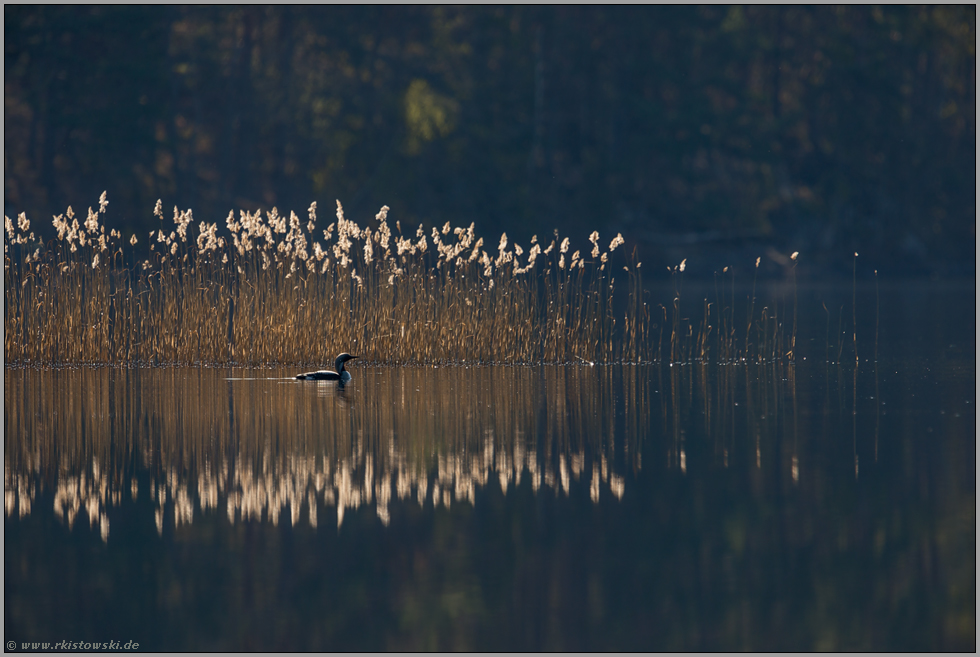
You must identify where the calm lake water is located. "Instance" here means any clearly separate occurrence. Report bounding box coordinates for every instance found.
[4,283,975,650]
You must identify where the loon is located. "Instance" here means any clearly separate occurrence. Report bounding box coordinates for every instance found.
[295,353,358,381]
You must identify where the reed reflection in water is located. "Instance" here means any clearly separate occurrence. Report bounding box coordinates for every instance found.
[6,359,844,540]
[5,355,973,651]
[5,365,655,537]
[3,360,875,538]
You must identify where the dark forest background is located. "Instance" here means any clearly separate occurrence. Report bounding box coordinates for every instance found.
[4,5,975,278]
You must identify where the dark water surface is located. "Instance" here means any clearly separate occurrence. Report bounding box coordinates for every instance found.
[4,284,975,650]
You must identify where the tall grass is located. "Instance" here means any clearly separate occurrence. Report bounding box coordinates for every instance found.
[5,194,796,366]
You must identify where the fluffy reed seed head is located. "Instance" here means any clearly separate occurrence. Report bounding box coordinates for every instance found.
[377,207,392,251]
[590,231,601,258]
[85,207,100,234]
[307,201,317,233]
[363,228,374,264]
[173,207,194,241]
[52,214,69,241]
[528,243,541,265]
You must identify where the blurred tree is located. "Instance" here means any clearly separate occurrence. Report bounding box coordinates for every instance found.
[4,6,974,274]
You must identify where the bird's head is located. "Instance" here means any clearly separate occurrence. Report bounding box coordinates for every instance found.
[335,353,358,370]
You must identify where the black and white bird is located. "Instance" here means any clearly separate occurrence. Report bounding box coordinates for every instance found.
[295,353,358,382]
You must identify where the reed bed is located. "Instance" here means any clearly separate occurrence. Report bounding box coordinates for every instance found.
[5,194,795,366]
